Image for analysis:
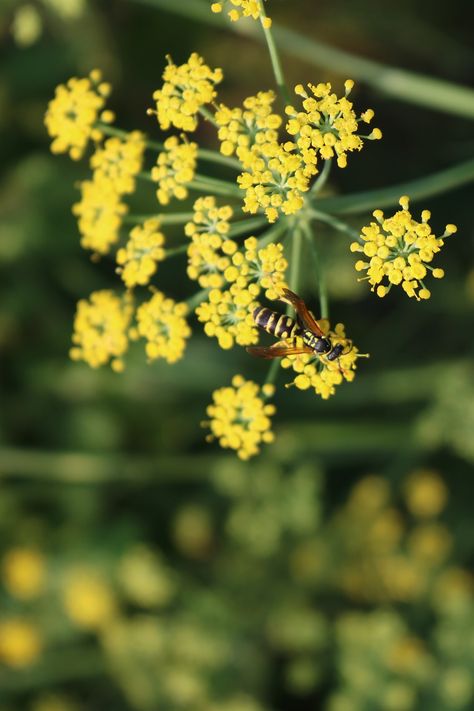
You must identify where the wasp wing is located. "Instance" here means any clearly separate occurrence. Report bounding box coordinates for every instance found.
[246,341,313,360]
[280,288,326,337]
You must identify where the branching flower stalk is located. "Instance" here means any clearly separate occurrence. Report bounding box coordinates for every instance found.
[45,1,457,458]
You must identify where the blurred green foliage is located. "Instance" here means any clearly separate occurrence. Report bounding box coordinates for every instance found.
[0,1,473,709]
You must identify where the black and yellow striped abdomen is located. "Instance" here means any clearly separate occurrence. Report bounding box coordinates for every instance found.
[253,306,300,340]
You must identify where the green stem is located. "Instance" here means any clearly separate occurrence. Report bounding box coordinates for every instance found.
[308,209,360,241]
[187,179,241,198]
[165,243,188,257]
[314,158,474,215]
[193,173,242,196]
[123,212,194,225]
[186,288,209,311]
[258,1,291,104]
[228,216,268,238]
[310,158,332,195]
[302,221,329,319]
[257,219,287,247]
[289,226,302,295]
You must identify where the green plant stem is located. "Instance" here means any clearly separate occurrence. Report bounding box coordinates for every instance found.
[165,243,188,257]
[257,219,287,247]
[301,221,329,319]
[310,158,332,195]
[308,209,360,241]
[135,0,474,119]
[191,173,242,196]
[123,212,194,225]
[96,121,240,170]
[228,216,268,238]
[257,1,291,104]
[186,288,209,311]
[313,158,474,215]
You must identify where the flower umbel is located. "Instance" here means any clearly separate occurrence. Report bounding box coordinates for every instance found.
[70,290,133,371]
[72,176,127,254]
[204,375,275,459]
[44,70,113,160]
[352,196,457,299]
[151,135,198,205]
[116,219,166,288]
[185,197,237,289]
[238,141,311,223]
[90,131,145,195]
[149,53,223,132]
[215,91,282,160]
[285,81,381,169]
[211,1,272,28]
[281,321,364,399]
[135,291,191,363]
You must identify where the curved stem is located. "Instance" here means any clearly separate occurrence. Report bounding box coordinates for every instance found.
[308,209,360,241]
[186,287,209,310]
[314,158,474,215]
[257,1,291,104]
[310,158,332,195]
[302,221,329,319]
[123,212,194,225]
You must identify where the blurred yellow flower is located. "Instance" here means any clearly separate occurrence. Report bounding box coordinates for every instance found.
[117,546,175,607]
[63,569,117,630]
[172,505,213,559]
[2,547,45,600]
[0,619,42,667]
[404,469,448,518]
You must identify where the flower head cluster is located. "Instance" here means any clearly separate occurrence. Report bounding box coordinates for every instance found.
[285,81,381,169]
[73,131,145,255]
[70,290,133,371]
[352,196,457,300]
[149,53,223,132]
[211,1,272,28]
[116,219,166,288]
[72,177,128,254]
[151,135,198,205]
[185,197,237,288]
[90,131,145,195]
[2,548,45,600]
[215,91,282,160]
[281,321,363,399]
[0,619,42,668]
[135,291,191,363]
[44,69,114,160]
[195,234,288,349]
[238,142,311,223]
[204,375,275,459]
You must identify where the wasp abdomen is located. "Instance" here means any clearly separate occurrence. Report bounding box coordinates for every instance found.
[253,307,299,340]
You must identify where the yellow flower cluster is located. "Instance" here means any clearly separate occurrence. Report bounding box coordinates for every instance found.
[285,81,381,169]
[195,235,288,349]
[351,196,457,300]
[238,142,310,223]
[215,91,282,160]
[151,135,198,205]
[2,548,45,600]
[63,568,116,630]
[135,291,191,363]
[44,69,113,160]
[196,283,260,350]
[72,177,127,254]
[204,375,275,459]
[70,290,133,371]
[116,219,166,288]
[90,131,145,195]
[0,619,42,668]
[73,131,145,255]
[185,197,236,288]
[150,53,223,132]
[211,1,272,28]
[281,321,362,399]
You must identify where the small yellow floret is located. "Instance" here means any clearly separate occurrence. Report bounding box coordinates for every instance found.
[136,291,191,363]
[116,219,166,288]
[151,135,198,205]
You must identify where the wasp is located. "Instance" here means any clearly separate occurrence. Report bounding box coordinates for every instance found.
[247,288,346,361]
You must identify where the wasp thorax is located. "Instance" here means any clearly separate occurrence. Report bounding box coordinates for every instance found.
[314,337,331,354]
